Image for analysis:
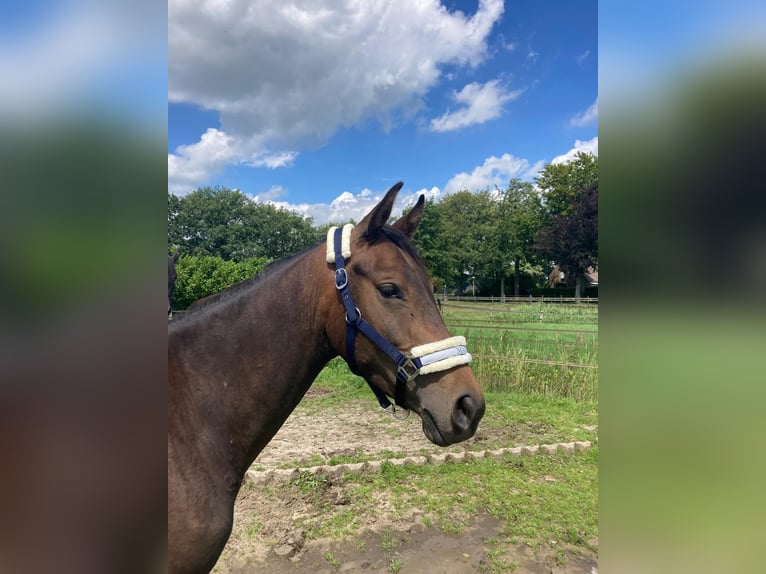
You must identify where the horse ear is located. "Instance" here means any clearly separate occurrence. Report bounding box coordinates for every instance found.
[359,181,404,235]
[392,194,425,239]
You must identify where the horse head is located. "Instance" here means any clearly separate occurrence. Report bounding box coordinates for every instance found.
[324,182,485,446]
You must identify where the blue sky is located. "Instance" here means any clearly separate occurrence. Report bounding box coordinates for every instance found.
[168,0,598,224]
[0,0,166,124]
[4,1,765,229]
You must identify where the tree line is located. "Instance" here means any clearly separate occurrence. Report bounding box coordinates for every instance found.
[413,152,597,299]
[168,152,597,308]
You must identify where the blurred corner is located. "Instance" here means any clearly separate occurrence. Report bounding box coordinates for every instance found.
[0,1,167,572]
[600,2,766,573]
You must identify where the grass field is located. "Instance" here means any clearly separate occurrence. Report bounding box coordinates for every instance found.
[313,359,598,451]
[442,300,598,403]
[298,308,599,569]
[315,300,599,402]
[255,448,599,562]
[223,300,599,572]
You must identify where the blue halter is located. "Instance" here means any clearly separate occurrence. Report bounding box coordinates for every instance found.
[332,227,420,417]
[329,226,473,418]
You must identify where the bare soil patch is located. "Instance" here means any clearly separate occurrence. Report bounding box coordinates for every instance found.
[214,393,598,573]
[252,390,584,471]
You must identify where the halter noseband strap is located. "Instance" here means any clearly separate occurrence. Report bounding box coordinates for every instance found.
[327,225,472,416]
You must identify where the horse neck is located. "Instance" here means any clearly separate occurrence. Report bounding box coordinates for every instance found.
[169,245,336,477]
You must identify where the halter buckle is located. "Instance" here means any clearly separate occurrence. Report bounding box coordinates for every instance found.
[397,357,420,383]
[335,268,348,290]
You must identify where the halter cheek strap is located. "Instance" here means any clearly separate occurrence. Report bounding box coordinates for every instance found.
[327,226,472,417]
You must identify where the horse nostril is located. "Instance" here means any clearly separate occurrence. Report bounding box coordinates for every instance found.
[452,395,476,433]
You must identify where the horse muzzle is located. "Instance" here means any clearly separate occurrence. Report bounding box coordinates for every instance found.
[418,372,485,446]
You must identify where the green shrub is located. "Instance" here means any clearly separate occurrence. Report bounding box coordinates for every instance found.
[171,254,268,309]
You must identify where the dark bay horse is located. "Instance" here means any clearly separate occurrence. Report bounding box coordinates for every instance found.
[168,182,485,573]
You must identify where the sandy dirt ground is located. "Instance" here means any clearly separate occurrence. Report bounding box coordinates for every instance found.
[213,389,598,573]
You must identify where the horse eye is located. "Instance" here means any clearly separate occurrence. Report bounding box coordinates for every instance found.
[378,283,401,299]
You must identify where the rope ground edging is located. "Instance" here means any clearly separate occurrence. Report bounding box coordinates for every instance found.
[246,440,592,486]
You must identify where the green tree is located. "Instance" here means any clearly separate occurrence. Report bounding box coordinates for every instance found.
[413,191,496,295]
[414,190,542,297]
[494,179,544,298]
[409,198,452,293]
[535,182,598,299]
[536,152,598,217]
[169,186,253,260]
[168,192,182,254]
[167,186,316,261]
[251,202,318,260]
[535,153,599,300]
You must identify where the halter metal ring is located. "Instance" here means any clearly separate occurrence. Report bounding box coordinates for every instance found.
[345,306,361,325]
[392,407,411,420]
[383,403,412,421]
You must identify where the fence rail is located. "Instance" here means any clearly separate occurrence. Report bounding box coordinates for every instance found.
[445,305,598,316]
[444,297,599,390]
[440,295,598,304]
[442,304,598,320]
[446,323,597,336]
[472,354,598,369]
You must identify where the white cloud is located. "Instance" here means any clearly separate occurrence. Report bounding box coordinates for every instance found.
[576,49,591,67]
[413,187,442,202]
[443,153,543,195]
[551,136,599,165]
[167,128,239,195]
[247,151,299,169]
[249,184,440,226]
[429,80,523,132]
[168,0,505,193]
[569,98,598,127]
[168,128,299,194]
[499,35,517,52]
[244,138,595,224]
[169,0,505,129]
[251,152,541,223]
[267,188,389,225]
[253,185,288,202]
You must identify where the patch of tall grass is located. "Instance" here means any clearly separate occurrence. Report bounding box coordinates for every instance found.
[445,302,598,403]
[312,301,598,404]
[493,302,598,325]
[471,352,597,403]
[458,327,598,403]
